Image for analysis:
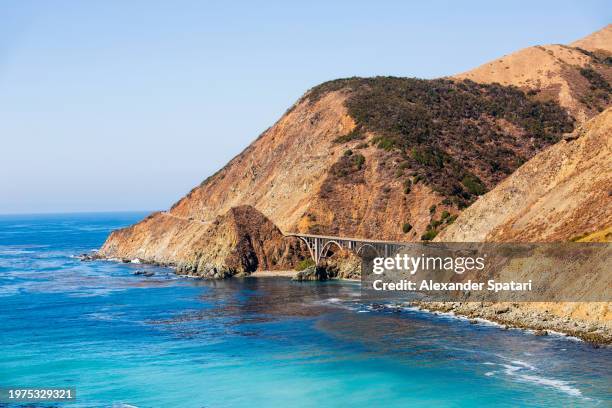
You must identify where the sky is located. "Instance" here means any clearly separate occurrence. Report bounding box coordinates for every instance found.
[0,1,609,214]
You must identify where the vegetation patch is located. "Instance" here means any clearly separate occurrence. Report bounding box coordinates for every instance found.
[421,229,438,241]
[333,129,365,144]
[579,66,611,112]
[296,258,315,271]
[461,174,487,196]
[308,77,574,208]
[329,153,366,180]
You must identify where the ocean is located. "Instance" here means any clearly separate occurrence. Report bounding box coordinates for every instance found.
[0,212,610,407]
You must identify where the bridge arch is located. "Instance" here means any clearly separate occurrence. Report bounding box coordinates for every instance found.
[356,243,380,258]
[296,236,317,264]
[319,240,344,261]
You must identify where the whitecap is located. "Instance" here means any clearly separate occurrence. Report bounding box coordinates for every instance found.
[499,362,584,398]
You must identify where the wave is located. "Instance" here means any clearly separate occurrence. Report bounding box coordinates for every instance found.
[487,357,587,399]
[502,363,583,398]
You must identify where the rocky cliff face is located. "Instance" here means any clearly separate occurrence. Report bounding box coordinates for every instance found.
[101,205,305,278]
[100,26,611,278]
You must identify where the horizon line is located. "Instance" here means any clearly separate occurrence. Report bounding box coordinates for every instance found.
[0,209,157,217]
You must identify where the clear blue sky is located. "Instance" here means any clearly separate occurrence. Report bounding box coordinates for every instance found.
[1,1,609,214]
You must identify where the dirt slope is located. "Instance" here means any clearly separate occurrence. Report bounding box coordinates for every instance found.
[433,109,612,339]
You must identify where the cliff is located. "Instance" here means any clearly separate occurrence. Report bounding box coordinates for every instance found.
[102,205,305,278]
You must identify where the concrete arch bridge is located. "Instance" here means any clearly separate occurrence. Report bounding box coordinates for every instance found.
[286,233,408,266]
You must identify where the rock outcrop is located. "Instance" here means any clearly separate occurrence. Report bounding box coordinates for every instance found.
[101,205,305,278]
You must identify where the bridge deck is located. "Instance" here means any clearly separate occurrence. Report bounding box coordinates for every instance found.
[285,232,411,246]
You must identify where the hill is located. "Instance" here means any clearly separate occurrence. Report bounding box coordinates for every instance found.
[100,26,611,276]
[454,24,611,123]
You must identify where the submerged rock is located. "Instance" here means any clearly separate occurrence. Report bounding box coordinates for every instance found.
[76,253,101,262]
[133,270,155,277]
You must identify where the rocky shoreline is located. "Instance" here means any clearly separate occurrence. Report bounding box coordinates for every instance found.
[78,253,611,346]
[410,301,612,346]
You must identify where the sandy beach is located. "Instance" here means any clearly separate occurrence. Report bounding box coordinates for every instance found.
[250,270,297,278]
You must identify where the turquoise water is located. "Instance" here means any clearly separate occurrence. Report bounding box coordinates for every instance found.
[0,213,610,407]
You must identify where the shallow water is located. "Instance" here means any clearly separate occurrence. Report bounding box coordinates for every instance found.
[0,213,610,407]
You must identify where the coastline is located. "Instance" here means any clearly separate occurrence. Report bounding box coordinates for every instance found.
[409,301,611,346]
[87,254,612,346]
[242,272,611,345]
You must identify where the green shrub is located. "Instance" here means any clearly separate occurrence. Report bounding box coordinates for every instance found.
[421,230,438,241]
[344,149,353,156]
[461,174,487,196]
[580,67,612,92]
[330,152,366,180]
[429,205,437,214]
[333,129,365,144]
[353,154,365,170]
[306,76,573,208]
[402,222,412,233]
[403,179,412,194]
[411,147,445,168]
[296,259,315,271]
[441,211,450,220]
[372,136,395,150]
[578,67,611,111]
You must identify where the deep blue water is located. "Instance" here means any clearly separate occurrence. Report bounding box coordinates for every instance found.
[0,212,610,407]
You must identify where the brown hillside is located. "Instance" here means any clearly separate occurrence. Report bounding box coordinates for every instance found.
[454,25,612,123]
[434,108,612,334]
[436,108,612,242]
[571,24,612,53]
[101,77,574,269]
